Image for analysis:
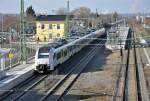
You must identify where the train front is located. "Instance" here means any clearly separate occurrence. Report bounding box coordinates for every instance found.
[35,46,54,73]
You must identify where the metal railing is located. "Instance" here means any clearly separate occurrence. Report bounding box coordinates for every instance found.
[0,45,36,71]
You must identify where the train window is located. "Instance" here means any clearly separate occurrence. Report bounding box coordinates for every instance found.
[76,42,79,47]
[64,50,67,57]
[69,46,72,51]
[72,46,74,50]
[39,47,50,53]
[73,45,76,49]
[75,45,77,49]
[74,42,77,47]
[67,47,70,52]
[86,39,89,43]
[79,41,81,45]
[57,52,61,59]
[79,40,84,45]
[78,42,80,45]
[83,40,85,43]
[72,45,75,49]
[83,40,86,43]
[77,41,80,46]
[85,39,87,43]
[53,53,56,60]
[38,54,49,58]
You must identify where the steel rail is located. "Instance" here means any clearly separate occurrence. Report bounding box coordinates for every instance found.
[0,74,37,100]
[41,40,104,101]
[12,74,49,101]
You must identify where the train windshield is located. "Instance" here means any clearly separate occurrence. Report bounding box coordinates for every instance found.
[38,47,50,58]
[39,47,50,53]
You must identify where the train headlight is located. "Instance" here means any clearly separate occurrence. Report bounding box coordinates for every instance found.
[36,62,39,66]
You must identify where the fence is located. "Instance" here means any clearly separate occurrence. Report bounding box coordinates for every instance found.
[0,45,36,71]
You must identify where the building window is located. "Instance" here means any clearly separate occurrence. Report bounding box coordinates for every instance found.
[41,24,45,29]
[49,33,52,39]
[57,33,60,37]
[49,24,52,29]
[57,24,60,29]
[61,25,64,29]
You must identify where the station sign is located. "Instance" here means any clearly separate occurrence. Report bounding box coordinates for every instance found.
[7,53,14,59]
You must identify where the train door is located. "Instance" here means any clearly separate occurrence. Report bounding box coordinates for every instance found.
[60,49,64,64]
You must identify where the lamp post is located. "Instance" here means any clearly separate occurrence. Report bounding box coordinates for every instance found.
[20,0,27,64]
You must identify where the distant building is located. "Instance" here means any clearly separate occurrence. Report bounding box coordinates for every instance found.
[36,15,70,41]
[25,16,36,35]
[136,15,141,23]
[136,15,150,26]
[144,16,150,26]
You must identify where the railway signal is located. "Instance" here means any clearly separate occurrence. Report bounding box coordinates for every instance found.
[7,53,14,59]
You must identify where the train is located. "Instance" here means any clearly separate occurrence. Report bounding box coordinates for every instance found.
[35,28,105,73]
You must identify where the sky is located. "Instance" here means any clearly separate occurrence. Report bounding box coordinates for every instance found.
[0,0,150,14]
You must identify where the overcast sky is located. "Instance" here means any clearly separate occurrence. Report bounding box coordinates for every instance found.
[0,0,150,14]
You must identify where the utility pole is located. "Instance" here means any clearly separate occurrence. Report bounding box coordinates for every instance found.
[96,8,99,28]
[0,14,4,48]
[1,14,3,33]
[20,0,27,64]
[65,0,70,37]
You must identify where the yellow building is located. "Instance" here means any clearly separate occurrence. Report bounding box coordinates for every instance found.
[36,15,67,41]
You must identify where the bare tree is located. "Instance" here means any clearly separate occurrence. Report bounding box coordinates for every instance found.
[71,7,91,18]
[56,7,67,15]
[112,12,118,22]
[3,15,20,31]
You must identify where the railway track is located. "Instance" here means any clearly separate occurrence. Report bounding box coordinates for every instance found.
[122,29,149,101]
[0,74,53,101]
[136,48,149,101]
[1,37,105,101]
[0,74,37,100]
[40,40,104,101]
[137,43,150,100]
[146,77,150,98]
[1,72,61,101]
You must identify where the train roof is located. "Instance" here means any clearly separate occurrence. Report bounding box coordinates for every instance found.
[37,28,105,53]
[54,28,105,52]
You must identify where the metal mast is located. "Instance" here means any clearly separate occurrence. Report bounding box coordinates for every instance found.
[65,0,70,37]
[20,0,27,64]
[1,14,3,33]
[0,14,4,48]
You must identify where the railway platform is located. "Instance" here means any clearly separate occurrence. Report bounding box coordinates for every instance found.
[0,60,34,96]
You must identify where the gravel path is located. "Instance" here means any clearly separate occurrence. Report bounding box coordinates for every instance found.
[61,47,122,101]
